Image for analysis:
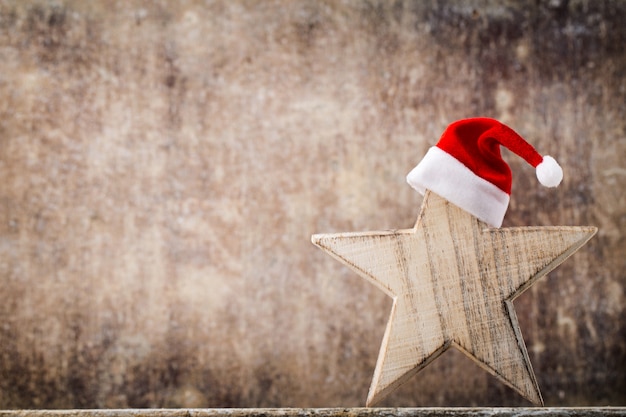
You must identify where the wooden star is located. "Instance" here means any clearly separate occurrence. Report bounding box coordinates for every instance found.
[312,191,596,406]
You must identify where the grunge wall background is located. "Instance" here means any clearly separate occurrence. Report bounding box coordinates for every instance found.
[0,0,624,408]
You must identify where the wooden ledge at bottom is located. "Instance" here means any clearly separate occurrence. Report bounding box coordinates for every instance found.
[0,408,625,417]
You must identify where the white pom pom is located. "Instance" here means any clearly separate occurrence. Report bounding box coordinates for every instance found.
[536,155,563,187]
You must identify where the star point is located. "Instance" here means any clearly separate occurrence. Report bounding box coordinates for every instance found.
[312,191,596,406]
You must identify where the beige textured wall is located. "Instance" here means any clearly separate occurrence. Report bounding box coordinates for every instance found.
[0,0,624,409]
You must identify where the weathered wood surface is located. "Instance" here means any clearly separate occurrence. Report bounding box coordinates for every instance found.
[0,0,624,409]
[1,409,626,417]
[313,192,596,406]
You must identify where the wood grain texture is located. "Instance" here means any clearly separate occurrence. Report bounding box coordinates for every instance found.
[312,191,596,406]
[0,0,624,408]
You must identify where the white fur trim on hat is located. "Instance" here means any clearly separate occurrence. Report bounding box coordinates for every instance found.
[406,146,510,228]
[536,155,563,187]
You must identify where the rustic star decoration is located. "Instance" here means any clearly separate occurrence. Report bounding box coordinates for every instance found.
[312,190,596,406]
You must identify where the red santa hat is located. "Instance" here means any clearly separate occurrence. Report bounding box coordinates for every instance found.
[406,117,563,227]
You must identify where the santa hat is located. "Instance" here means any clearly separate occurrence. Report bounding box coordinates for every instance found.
[406,117,563,227]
